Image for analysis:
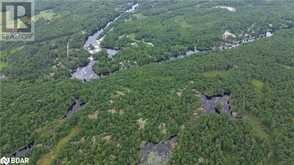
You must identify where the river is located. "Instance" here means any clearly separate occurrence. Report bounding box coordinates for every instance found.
[72,3,139,81]
[72,2,274,81]
[84,3,139,55]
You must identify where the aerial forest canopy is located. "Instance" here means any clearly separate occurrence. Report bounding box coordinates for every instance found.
[0,0,293,164]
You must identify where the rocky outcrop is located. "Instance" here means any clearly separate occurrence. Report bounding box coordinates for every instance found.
[138,136,177,165]
[63,98,86,119]
[10,142,34,157]
[201,93,231,115]
[71,56,99,81]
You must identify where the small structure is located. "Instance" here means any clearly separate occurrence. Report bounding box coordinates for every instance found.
[214,6,237,12]
[266,31,273,38]
[223,31,237,41]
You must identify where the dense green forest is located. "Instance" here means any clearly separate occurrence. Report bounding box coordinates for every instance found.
[1,0,294,165]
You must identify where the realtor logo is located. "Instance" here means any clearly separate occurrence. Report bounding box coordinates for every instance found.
[0,0,34,41]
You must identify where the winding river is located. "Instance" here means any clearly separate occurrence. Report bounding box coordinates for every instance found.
[72,2,275,81]
[84,3,139,55]
[72,3,139,81]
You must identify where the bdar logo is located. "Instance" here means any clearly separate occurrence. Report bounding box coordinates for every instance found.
[0,157,10,165]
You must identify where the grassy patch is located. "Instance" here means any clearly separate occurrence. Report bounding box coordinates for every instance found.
[0,47,23,57]
[244,115,269,141]
[0,63,6,71]
[37,127,80,165]
[174,16,192,29]
[0,47,23,71]
[134,13,147,19]
[33,10,57,22]
[127,33,137,41]
[251,79,264,93]
[203,70,230,78]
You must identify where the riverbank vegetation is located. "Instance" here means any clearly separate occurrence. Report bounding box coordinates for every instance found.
[1,0,294,80]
